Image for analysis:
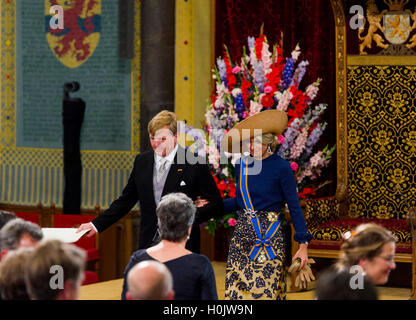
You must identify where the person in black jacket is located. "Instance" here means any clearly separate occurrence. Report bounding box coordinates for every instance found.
[77,110,223,253]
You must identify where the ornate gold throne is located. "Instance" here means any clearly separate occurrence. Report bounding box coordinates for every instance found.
[292,1,416,297]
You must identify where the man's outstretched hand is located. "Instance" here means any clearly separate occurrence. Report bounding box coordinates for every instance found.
[76,223,97,238]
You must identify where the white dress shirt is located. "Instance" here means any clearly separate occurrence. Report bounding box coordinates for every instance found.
[89,144,179,233]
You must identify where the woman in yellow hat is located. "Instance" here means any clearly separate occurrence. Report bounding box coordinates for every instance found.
[220,109,312,300]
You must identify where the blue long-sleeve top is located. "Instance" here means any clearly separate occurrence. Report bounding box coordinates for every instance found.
[224,153,312,243]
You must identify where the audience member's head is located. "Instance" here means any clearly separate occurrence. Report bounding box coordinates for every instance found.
[316,267,378,300]
[157,193,196,243]
[126,260,174,300]
[337,223,396,285]
[0,248,33,300]
[24,240,86,300]
[0,211,17,230]
[0,218,43,260]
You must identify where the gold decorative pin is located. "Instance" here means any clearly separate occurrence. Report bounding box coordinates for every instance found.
[178,169,183,172]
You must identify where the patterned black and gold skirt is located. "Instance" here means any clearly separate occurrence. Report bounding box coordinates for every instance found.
[225,210,286,300]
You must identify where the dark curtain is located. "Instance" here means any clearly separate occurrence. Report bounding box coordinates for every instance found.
[215,0,336,197]
[215,0,337,265]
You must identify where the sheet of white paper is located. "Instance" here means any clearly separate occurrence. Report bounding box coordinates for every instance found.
[41,228,89,243]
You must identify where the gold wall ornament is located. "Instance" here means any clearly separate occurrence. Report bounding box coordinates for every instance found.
[384,0,409,12]
[405,130,416,156]
[357,0,416,54]
[358,0,388,54]
[346,64,416,219]
[374,129,394,154]
[331,0,348,202]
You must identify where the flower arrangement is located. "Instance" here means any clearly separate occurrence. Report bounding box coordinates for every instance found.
[192,30,335,235]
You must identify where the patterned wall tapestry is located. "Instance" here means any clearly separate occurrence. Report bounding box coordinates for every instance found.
[0,0,141,209]
[347,64,416,219]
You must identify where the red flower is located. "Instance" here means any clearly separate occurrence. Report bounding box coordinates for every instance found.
[241,78,252,105]
[287,86,308,125]
[228,183,236,198]
[298,186,316,199]
[261,94,274,108]
[255,35,265,60]
[228,74,236,89]
[223,51,235,90]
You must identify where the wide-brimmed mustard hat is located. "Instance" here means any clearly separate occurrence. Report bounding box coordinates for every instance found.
[221,110,288,153]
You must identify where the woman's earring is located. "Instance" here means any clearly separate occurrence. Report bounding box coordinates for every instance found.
[267,145,272,153]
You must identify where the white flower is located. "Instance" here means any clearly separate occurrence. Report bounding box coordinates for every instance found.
[231,88,242,97]
[274,91,283,101]
[291,44,301,61]
[222,167,229,177]
[214,98,224,109]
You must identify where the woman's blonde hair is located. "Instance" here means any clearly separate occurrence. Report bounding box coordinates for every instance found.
[254,133,279,152]
[148,110,177,136]
[337,223,396,269]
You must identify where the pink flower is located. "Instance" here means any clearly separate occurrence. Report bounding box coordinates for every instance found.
[264,85,273,94]
[232,66,241,74]
[290,162,299,171]
[305,81,320,101]
[249,101,262,116]
[278,135,285,144]
[276,90,293,112]
[227,218,237,227]
[310,152,323,167]
[290,127,308,159]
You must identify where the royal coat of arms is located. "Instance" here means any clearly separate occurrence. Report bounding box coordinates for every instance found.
[45,0,101,68]
[358,0,416,54]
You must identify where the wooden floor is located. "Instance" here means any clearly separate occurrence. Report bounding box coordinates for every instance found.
[79,261,412,300]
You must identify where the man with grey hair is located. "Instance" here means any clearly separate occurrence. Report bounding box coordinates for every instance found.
[0,218,43,261]
[126,260,174,300]
[0,211,17,230]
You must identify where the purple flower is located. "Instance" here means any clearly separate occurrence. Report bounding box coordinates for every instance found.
[254,61,265,93]
[217,58,227,83]
[301,123,327,160]
[248,36,255,49]
[281,58,294,90]
[235,94,245,113]
[290,61,309,88]
[277,119,301,158]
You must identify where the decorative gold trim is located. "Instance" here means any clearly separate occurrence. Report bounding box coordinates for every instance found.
[348,55,416,65]
[331,0,348,201]
[175,0,195,125]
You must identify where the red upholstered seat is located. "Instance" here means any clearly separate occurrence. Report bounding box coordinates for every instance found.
[14,212,40,225]
[309,218,412,254]
[82,271,99,286]
[53,214,100,285]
